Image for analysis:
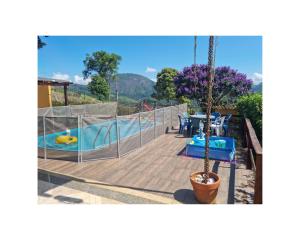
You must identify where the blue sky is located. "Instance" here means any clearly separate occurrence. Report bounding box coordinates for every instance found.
[38,36,262,85]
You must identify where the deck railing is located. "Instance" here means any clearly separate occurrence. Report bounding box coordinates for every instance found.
[243,117,262,204]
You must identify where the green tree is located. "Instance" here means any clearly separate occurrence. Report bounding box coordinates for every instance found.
[83,51,122,80]
[38,36,48,49]
[83,51,121,100]
[153,68,178,102]
[88,75,110,101]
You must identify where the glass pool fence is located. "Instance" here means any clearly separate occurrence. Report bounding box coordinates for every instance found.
[38,102,187,162]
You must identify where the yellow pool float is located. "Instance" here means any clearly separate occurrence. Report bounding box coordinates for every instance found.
[56,135,78,144]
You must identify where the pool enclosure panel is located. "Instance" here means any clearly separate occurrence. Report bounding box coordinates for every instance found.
[38,103,187,162]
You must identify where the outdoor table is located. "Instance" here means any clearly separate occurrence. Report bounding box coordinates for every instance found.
[189,114,215,135]
[190,114,215,120]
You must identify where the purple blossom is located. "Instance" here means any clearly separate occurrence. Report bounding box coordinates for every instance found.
[174,64,253,105]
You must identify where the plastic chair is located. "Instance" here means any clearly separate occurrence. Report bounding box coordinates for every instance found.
[211,112,221,120]
[178,114,191,134]
[189,117,202,137]
[182,112,189,118]
[211,116,226,136]
[223,114,232,136]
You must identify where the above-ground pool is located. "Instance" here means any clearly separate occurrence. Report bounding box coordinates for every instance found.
[38,118,155,152]
[186,135,236,162]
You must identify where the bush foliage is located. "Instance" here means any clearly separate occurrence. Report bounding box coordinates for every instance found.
[236,93,262,141]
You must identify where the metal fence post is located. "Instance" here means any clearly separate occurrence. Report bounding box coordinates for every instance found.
[116,115,120,158]
[80,115,83,163]
[170,105,173,129]
[139,112,142,147]
[154,109,156,138]
[41,108,51,161]
[163,107,165,134]
[43,115,47,160]
[77,115,80,163]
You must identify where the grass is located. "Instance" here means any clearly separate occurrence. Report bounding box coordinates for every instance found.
[51,88,139,107]
[51,89,101,106]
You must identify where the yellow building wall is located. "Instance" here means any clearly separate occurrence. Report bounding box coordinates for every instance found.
[38,85,52,108]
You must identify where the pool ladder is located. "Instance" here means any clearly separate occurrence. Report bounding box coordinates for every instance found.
[92,124,114,149]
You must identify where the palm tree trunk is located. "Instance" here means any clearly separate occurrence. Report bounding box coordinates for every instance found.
[194,36,197,64]
[193,36,198,101]
[204,36,215,182]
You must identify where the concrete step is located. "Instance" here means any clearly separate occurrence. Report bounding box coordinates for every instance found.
[38,171,180,204]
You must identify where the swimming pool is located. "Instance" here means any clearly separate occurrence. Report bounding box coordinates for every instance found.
[186,136,236,162]
[38,118,155,152]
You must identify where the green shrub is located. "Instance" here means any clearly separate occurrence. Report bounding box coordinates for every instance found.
[236,93,262,141]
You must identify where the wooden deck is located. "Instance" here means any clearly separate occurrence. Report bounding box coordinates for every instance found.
[38,130,255,204]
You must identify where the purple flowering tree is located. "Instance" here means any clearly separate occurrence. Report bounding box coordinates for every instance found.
[174,64,253,105]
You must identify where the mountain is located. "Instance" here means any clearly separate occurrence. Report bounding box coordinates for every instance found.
[69,83,91,95]
[68,73,155,101]
[252,83,262,93]
[109,73,155,100]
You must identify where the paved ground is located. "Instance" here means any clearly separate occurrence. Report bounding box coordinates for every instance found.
[38,180,123,204]
[38,173,180,204]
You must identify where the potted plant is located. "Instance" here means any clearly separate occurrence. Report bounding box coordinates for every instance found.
[190,36,221,204]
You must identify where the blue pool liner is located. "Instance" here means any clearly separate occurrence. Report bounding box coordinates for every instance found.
[186,135,236,162]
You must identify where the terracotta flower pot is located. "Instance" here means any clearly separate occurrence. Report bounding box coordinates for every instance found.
[190,171,221,204]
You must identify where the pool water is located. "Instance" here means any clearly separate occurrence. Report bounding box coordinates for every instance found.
[186,135,236,161]
[191,135,227,148]
[38,119,155,152]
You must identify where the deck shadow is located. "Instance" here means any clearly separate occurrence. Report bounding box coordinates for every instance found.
[173,189,199,204]
[38,172,72,196]
[227,163,236,204]
[54,195,83,204]
[212,161,220,174]
[177,147,187,156]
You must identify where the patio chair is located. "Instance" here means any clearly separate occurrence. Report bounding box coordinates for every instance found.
[189,117,201,137]
[178,114,191,134]
[223,114,232,136]
[182,112,189,118]
[211,116,226,136]
[211,112,221,120]
[211,116,221,125]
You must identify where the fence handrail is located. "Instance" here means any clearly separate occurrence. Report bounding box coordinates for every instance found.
[244,117,262,204]
[244,118,262,155]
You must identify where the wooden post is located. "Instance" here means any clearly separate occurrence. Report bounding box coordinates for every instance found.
[244,117,263,204]
[64,85,68,106]
[254,153,262,204]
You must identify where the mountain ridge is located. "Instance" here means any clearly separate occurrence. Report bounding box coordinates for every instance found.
[69,73,155,100]
[252,82,262,93]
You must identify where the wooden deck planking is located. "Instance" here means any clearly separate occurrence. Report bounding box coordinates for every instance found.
[38,130,254,203]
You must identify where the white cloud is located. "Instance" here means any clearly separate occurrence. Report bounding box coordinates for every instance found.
[146,67,157,73]
[51,73,91,85]
[252,72,263,85]
[150,78,157,82]
[73,75,91,85]
[52,72,70,81]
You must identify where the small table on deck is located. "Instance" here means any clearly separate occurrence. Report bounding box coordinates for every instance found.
[189,114,215,135]
[190,114,215,120]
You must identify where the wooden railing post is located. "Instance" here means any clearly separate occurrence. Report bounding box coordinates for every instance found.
[244,117,263,204]
[254,153,262,204]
